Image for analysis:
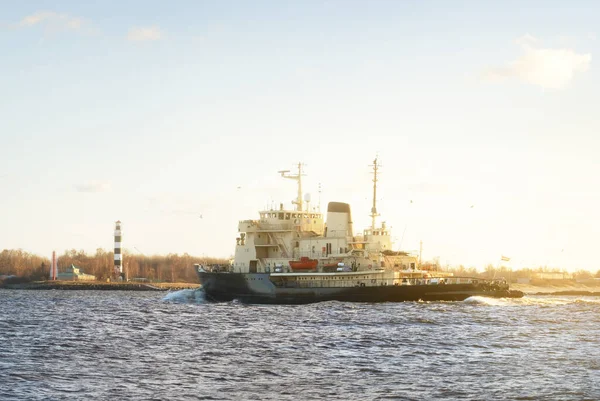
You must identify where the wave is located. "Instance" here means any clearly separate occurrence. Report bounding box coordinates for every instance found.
[162,288,207,304]
[464,296,512,306]
[516,297,574,306]
[464,295,600,307]
[573,298,600,304]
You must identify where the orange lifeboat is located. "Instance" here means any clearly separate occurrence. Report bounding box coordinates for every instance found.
[289,257,318,270]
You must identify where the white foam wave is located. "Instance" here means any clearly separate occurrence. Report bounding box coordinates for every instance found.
[574,298,600,304]
[463,296,511,306]
[162,288,207,304]
[464,295,600,307]
[514,297,571,306]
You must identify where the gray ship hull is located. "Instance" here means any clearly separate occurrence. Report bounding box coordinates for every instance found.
[197,272,524,304]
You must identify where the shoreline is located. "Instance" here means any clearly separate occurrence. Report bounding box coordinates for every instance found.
[0,280,201,292]
[510,283,600,296]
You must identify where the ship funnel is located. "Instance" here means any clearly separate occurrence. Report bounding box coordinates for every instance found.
[326,202,353,238]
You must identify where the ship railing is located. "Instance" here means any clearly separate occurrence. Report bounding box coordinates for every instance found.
[403,277,481,285]
[273,276,505,288]
[417,276,509,289]
[273,278,407,288]
[198,264,231,273]
[256,223,294,231]
[295,251,323,259]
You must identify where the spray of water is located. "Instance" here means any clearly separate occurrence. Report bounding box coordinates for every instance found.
[162,288,207,304]
[464,296,511,306]
[464,295,600,307]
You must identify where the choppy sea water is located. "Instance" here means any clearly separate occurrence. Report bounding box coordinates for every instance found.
[1,289,599,401]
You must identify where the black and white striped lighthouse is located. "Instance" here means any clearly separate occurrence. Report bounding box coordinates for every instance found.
[114,220,123,280]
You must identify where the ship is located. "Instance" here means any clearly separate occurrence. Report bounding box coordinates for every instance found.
[195,159,523,304]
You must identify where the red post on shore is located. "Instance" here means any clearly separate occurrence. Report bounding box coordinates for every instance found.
[51,251,57,280]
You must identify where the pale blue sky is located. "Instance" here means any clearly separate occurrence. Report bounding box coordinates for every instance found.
[1,1,599,271]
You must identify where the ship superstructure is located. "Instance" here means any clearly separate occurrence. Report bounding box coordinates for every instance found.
[232,159,418,274]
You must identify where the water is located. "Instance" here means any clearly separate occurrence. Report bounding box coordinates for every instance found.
[1,289,599,400]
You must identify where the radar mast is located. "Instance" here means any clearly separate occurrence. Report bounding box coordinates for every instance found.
[279,163,305,211]
[370,158,380,231]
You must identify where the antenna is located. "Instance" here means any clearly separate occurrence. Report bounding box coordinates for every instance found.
[369,157,381,231]
[279,163,306,211]
[318,183,322,212]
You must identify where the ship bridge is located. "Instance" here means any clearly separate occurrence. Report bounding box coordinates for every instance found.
[233,163,326,273]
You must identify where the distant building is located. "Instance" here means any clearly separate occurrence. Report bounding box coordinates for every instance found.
[57,264,96,281]
[534,272,571,280]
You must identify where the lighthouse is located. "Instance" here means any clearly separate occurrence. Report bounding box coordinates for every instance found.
[114,221,123,280]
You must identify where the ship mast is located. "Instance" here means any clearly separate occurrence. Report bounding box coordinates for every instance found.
[279,162,304,212]
[318,183,322,212]
[370,158,379,231]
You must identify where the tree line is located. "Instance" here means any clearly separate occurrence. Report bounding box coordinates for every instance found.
[446,264,600,282]
[1,248,599,283]
[0,248,227,283]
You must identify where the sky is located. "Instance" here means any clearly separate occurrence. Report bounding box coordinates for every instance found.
[1,1,599,271]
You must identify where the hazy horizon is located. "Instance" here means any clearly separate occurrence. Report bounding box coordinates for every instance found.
[1,1,599,272]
